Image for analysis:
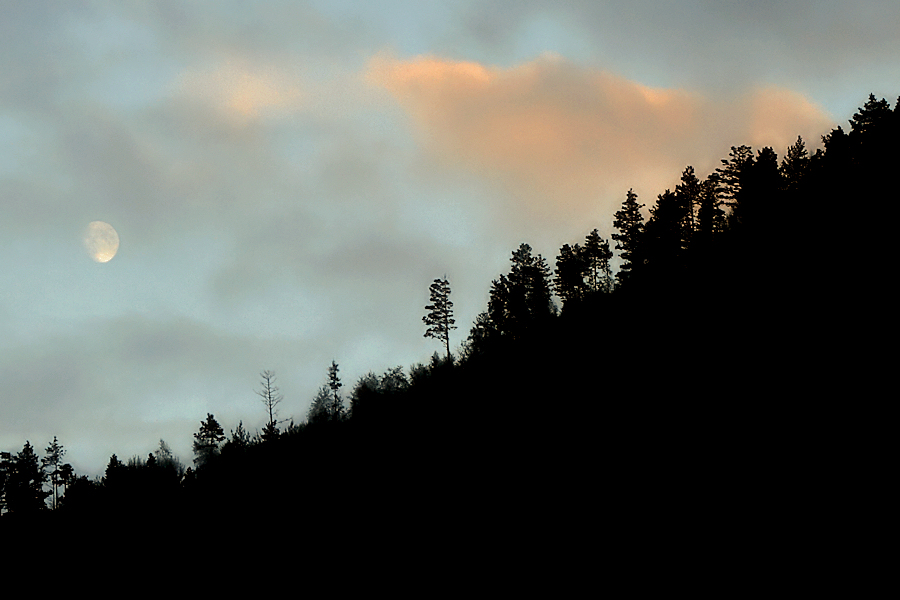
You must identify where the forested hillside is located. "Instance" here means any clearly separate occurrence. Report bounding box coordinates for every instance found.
[2,93,895,536]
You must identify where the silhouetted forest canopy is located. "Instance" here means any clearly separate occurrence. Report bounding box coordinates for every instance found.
[2,93,895,536]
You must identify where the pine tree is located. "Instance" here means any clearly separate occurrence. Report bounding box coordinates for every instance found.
[643,189,687,280]
[154,439,184,477]
[553,243,588,306]
[695,174,725,250]
[42,436,66,510]
[423,277,456,359]
[5,441,49,515]
[583,229,614,294]
[849,93,892,135]
[104,454,123,485]
[193,413,226,467]
[612,189,645,287]
[224,421,251,452]
[327,361,345,421]
[487,275,512,336]
[508,243,554,325]
[348,372,380,421]
[675,166,701,241]
[58,463,75,498]
[308,385,332,424]
[780,136,810,192]
[715,145,754,212]
[379,365,408,394]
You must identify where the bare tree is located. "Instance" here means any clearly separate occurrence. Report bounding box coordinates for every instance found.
[256,370,283,433]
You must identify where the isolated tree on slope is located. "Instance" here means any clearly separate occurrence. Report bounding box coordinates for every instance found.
[257,370,283,438]
[423,277,456,360]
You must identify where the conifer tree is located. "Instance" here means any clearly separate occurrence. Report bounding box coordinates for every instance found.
[554,243,588,306]
[193,413,226,467]
[715,145,754,211]
[583,229,614,294]
[42,436,66,510]
[4,441,49,515]
[327,360,345,421]
[487,275,512,336]
[780,136,810,192]
[849,93,892,134]
[308,385,332,424]
[676,166,701,241]
[695,175,725,249]
[104,453,123,485]
[612,189,645,287]
[423,277,456,359]
[59,463,75,498]
[643,189,689,282]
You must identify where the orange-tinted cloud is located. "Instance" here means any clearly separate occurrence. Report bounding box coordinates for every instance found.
[366,53,835,222]
[176,60,304,121]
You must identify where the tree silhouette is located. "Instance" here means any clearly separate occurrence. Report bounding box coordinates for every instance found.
[509,244,555,328]
[715,145,754,212]
[154,439,185,478]
[104,453,123,485]
[327,361,345,421]
[257,370,283,435]
[193,414,226,467]
[42,436,66,510]
[0,451,11,515]
[58,462,75,498]
[222,421,251,456]
[849,93,892,134]
[348,371,381,421]
[612,189,645,287]
[695,175,725,249]
[675,166,701,241]
[4,441,49,516]
[423,277,456,360]
[583,229,614,294]
[308,385,332,424]
[554,243,588,307]
[779,136,810,192]
[644,189,689,280]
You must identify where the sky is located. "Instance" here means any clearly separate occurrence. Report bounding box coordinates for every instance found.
[2,1,898,477]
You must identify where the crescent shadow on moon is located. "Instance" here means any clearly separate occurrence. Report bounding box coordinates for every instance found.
[84,221,120,263]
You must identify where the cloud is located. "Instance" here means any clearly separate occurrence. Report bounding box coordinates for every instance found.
[175,60,305,121]
[366,53,836,222]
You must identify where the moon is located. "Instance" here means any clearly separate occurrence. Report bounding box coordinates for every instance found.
[84,221,120,263]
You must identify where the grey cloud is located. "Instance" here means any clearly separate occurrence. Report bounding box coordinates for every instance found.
[457,2,900,95]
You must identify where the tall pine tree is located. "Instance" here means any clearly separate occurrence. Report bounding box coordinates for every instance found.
[423,277,456,359]
[612,189,645,288]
